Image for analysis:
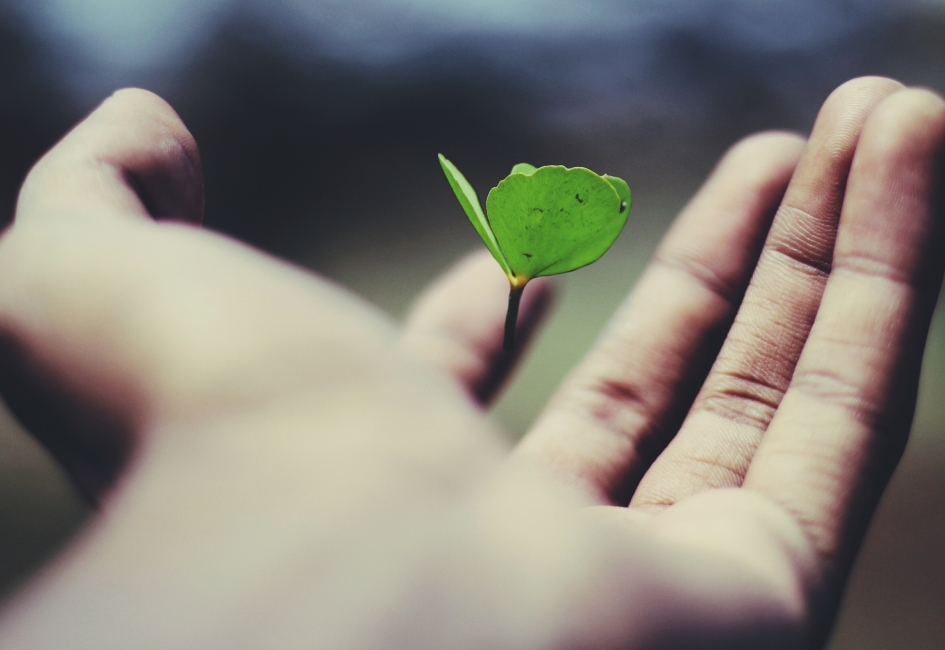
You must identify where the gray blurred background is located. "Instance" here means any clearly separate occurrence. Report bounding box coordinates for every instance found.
[0,0,943,647]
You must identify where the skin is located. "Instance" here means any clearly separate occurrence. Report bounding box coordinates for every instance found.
[0,76,941,649]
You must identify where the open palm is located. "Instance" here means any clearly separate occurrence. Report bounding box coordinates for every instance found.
[0,77,942,649]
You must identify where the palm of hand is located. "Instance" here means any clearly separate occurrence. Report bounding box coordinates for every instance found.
[0,77,943,650]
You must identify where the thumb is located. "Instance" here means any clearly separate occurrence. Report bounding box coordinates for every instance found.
[0,89,204,502]
[15,88,203,225]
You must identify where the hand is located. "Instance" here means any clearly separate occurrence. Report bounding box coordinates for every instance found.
[0,78,941,649]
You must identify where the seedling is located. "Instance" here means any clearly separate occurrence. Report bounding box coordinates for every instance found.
[439,154,631,351]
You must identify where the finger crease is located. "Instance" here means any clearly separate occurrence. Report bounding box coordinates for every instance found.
[697,370,786,430]
[832,252,921,291]
[789,368,887,430]
[764,237,833,280]
[579,378,660,442]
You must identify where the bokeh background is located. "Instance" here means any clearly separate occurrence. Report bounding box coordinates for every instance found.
[0,0,943,646]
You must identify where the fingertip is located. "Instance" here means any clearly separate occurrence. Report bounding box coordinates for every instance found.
[711,131,807,196]
[100,88,182,127]
[838,86,945,290]
[819,76,906,117]
[725,131,807,163]
[809,77,905,158]
[827,75,904,97]
[16,88,204,225]
[859,87,945,156]
[404,250,555,405]
[98,88,204,223]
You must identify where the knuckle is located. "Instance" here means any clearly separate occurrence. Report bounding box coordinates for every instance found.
[697,369,786,430]
[765,204,834,278]
[567,376,660,446]
[830,251,911,287]
[650,251,739,305]
[790,367,883,429]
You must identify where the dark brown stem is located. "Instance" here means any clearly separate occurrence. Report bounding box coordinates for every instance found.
[503,284,525,352]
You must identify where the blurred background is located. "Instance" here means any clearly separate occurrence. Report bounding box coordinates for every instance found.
[0,0,943,646]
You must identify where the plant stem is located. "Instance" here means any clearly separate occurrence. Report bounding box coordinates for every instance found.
[504,285,524,352]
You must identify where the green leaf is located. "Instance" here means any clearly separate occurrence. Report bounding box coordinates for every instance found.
[603,174,631,215]
[438,154,513,278]
[438,155,631,352]
[485,165,629,279]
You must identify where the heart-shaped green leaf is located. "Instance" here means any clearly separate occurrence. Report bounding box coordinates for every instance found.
[438,154,630,350]
[486,165,629,279]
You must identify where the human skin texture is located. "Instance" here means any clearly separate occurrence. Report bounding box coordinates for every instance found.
[0,77,942,649]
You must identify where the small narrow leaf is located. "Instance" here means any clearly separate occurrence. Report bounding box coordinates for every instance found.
[510,162,537,175]
[438,154,513,277]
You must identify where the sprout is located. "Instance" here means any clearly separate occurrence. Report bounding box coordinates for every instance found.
[439,154,631,351]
